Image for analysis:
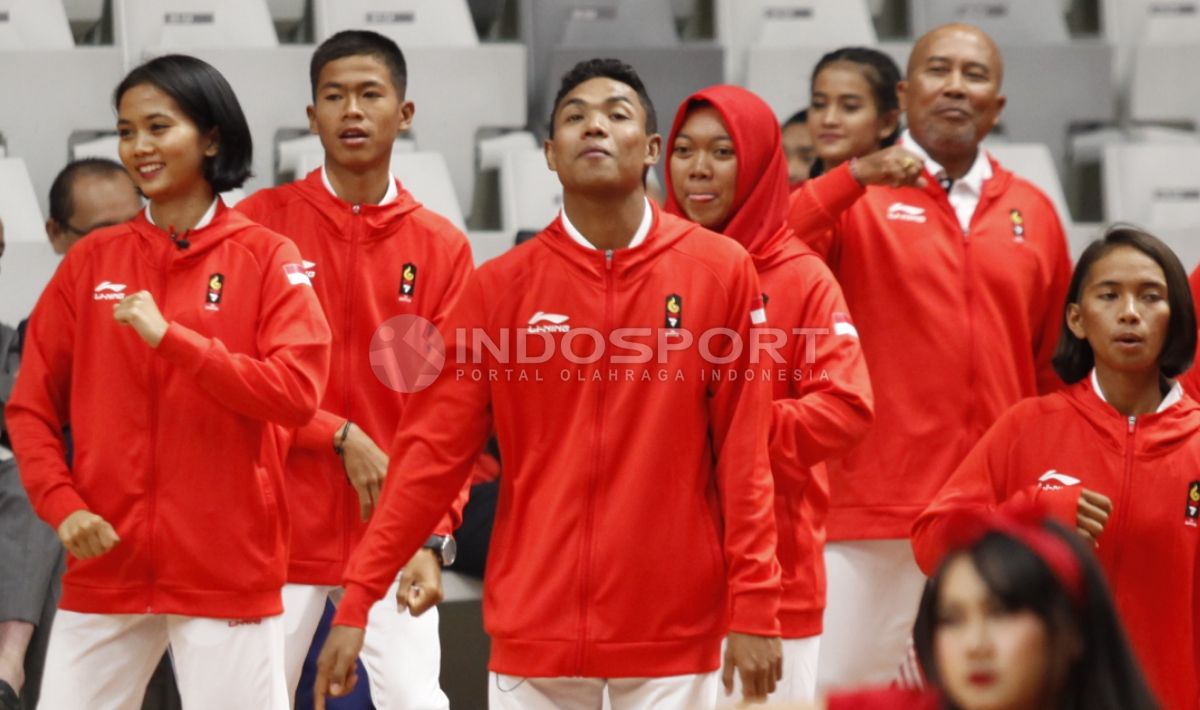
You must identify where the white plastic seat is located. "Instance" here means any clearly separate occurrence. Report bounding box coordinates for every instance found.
[499,148,562,239]
[983,141,1072,225]
[0,0,74,49]
[909,0,1069,44]
[1103,141,1200,226]
[715,0,876,84]
[313,0,478,46]
[113,0,277,65]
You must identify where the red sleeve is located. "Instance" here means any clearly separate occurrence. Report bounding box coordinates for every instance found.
[7,254,85,529]
[426,236,476,536]
[770,259,874,473]
[335,274,493,628]
[155,238,331,428]
[709,255,783,636]
[787,162,864,262]
[1033,208,1071,395]
[911,409,1017,574]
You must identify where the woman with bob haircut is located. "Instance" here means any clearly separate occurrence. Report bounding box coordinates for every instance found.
[913,226,1199,709]
[7,54,331,709]
[785,505,1159,710]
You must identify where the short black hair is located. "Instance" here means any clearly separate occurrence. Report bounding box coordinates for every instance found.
[48,158,132,225]
[914,523,1159,710]
[1053,225,1196,383]
[310,30,407,100]
[783,109,808,128]
[548,58,656,138]
[114,54,253,193]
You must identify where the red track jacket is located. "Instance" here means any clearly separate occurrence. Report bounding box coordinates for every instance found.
[238,169,474,584]
[7,204,331,619]
[913,379,1200,709]
[789,159,1072,540]
[334,203,782,677]
[664,85,874,638]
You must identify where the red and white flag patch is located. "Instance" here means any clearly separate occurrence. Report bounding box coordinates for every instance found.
[832,312,858,337]
[750,295,767,325]
[283,263,312,286]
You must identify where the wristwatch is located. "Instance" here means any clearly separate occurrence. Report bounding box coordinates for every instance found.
[422,534,457,567]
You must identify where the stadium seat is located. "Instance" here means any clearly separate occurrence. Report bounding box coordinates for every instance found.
[1103,141,1200,226]
[0,158,59,325]
[1128,4,1200,126]
[715,0,876,84]
[113,0,277,65]
[498,147,561,239]
[909,0,1069,44]
[519,0,678,132]
[313,0,478,46]
[983,141,1072,224]
[542,44,724,150]
[0,0,74,49]
[0,48,124,218]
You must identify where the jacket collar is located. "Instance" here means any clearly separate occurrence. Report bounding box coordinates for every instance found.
[559,197,653,251]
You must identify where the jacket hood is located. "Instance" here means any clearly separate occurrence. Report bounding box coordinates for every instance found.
[292,167,424,242]
[1061,376,1200,455]
[127,200,262,263]
[663,84,809,273]
[537,200,702,280]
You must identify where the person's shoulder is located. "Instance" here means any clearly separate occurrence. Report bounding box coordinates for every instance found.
[236,183,305,220]
[989,161,1063,220]
[670,219,754,269]
[401,205,472,251]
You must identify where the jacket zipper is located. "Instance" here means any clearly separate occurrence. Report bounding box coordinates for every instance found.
[341,204,362,561]
[576,249,614,672]
[957,186,995,446]
[1107,415,1136,594]
[146,250,170,612]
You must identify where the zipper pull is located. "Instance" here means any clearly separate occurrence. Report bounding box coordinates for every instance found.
[1128,415,1136,433]
[605,249,613,271]
[352,204,361,215]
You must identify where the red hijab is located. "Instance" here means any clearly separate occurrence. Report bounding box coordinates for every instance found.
[663,84,804,271]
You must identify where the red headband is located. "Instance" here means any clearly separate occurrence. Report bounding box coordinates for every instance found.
[941,503,1086,607]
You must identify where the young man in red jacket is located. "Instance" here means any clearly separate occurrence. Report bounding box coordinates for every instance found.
[237,31,472,709]
[786,24,1073,689]
[315,58,783,710]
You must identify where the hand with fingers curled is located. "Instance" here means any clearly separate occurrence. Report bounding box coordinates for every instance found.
[722,631,784,704]
[1076,488,1113,544]
[850,145,929,189]
[338,422,389,521]
[57,509,120,560]
[313,625,365,710]
[397,548,444,617]
[112,290,169,347]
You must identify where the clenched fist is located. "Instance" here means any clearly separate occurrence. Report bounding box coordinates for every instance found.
[58,509,120,559]
[113,290,169,347]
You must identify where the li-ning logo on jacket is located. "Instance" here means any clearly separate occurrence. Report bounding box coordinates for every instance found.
[1037,470,1081,491]
[526,311,570,334]
[93,281,127,301]
[886,202,927,224]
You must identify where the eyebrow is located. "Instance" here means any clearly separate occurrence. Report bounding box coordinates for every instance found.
[1092,279,1167,288]
[318,79,387,91]
[117,112,172,124]
[560,95,637,112]
[674,132,732,142]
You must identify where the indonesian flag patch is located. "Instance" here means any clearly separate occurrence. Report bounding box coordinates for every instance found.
[832,312,858,337]
[750,294,767,325]
[283,263,312,286]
